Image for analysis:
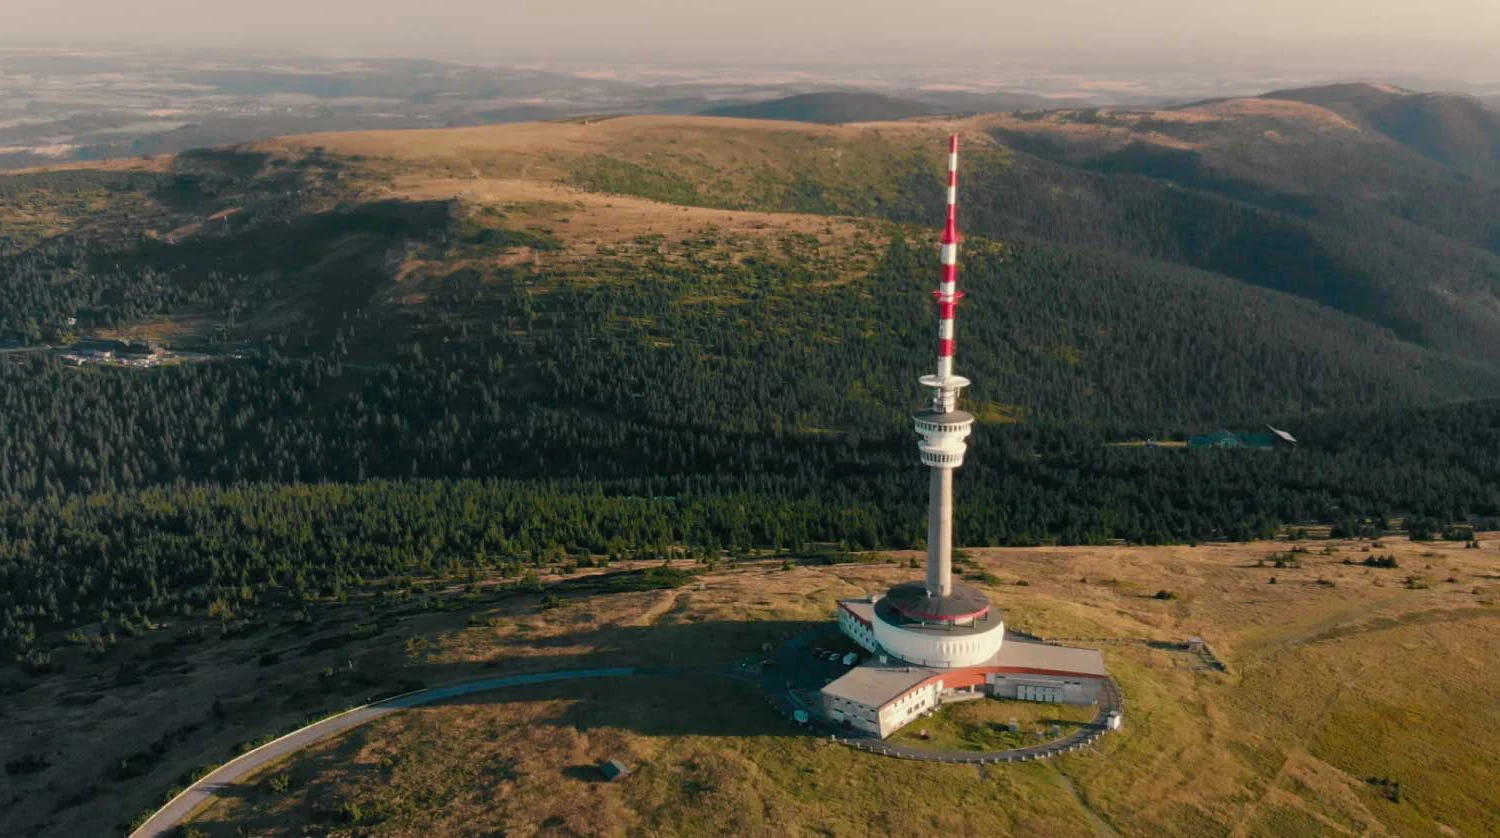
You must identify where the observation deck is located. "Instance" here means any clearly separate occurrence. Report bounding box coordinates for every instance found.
[914,408,974,469]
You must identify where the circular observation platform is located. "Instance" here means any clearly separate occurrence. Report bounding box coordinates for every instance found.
[914,409,974,468]
[882,580,990,623]
[912,408,975,436]
[872,582,1007,668]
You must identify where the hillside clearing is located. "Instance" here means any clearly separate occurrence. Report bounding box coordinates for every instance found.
[153,538,1500,838]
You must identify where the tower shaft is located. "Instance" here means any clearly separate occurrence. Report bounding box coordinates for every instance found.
[914,133,974,601]
[926,467,954,596]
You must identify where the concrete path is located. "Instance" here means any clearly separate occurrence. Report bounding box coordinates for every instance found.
[129,667,635,838]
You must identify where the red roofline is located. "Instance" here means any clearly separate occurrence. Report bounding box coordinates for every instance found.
[992,666,1108,680]
[874,665,1106,711]
[889,603,991,623]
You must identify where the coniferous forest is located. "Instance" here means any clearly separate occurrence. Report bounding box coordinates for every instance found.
[5,109,1500,657]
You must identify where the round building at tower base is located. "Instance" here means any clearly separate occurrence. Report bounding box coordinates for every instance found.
[826,595,1112,739]
[871,589,1007,669]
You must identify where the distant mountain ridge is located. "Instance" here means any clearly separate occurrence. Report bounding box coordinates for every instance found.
[1261,83,1500,178]
[699,91,940,124]
[8,80,1500,429]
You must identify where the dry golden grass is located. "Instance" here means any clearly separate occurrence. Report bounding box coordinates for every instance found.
[258,114,993,222]
[979,111,1206,153]
[171,538,1500,837]
[394,177,870,247]
[263,115,967,178]
[194,676,1105,838]
[0,155,170,177]
[0,180,163,247]
[384,176,882,292]
[91,315,214,344]
[888,696,1097,753]
[1188,98,1362,132]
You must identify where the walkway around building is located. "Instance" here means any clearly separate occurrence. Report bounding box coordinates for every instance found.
[830,678,1124,763]
[760,626,1125,763]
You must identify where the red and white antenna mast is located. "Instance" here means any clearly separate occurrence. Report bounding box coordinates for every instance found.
[914,133,975,598]
[922,134,969,413]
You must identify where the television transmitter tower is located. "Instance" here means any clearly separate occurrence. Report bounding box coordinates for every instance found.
[914,133,975,602]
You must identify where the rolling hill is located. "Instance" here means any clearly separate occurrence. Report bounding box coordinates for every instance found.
[699,91,940,123]
[10,83,1500,838]
[7,94,1500,432]
[1262,83,1500,177]
[3,87,1500,541]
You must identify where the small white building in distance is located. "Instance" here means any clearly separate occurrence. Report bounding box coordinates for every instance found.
[823,597,1109,738]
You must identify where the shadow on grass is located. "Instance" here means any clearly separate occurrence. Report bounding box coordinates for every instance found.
[1037,717,1094,728]
[561,764,613,783]
[392,618,831,739]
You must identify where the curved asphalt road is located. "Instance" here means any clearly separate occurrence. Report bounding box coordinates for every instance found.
[129,667,636,838]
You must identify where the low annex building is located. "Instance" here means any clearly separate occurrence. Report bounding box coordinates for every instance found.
[824,597,1109,738]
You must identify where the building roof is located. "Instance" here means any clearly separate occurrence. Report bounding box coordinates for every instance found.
[913,408,974,428]
[882,581,992,623]
[991,637,1109,677]
[821,659,937,711]
[600,759,628,780]
[821,632,1109,710]
[842,595,1007,638]
[1189,427,1295,450]
[1266,424,1298,444]
[1189,430,1243,448]
[840,598,876,626]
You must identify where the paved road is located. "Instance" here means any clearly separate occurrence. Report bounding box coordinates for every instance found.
[130,667,636,838]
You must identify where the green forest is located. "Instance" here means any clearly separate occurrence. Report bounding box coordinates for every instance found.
[4,117,1500,658]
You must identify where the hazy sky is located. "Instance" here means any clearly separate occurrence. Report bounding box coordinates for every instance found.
[4,0,1500,74]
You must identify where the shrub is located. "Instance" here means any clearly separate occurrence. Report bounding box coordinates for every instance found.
[1268,552,1302,568]
[1443,525,1475,541]
[1153,589,1177,600]
[5,753,50,776]
[518,571,545,593]
[17,648,59,675]
[341,801,364,824]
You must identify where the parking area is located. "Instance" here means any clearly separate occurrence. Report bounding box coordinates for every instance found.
[764,629,864,714]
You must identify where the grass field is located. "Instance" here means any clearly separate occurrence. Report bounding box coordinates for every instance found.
[887,697,1098,753]
[139,536,1500,838]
